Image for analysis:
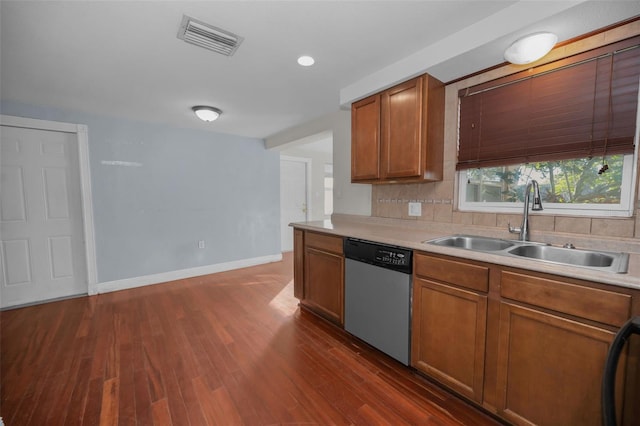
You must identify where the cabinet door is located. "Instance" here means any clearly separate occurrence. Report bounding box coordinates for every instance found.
[411,277,487,403]
[293,229,304,299]
[351,94,380,181]
[381,76,423,179]
[304,247,344,325]
[496,302,623,425]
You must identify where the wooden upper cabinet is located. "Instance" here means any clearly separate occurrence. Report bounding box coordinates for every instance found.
[351,74,444,183]
[351,95,381,181]
[381,77,424,179]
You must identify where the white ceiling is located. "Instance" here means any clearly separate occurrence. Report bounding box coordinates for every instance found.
[1,1,639,140]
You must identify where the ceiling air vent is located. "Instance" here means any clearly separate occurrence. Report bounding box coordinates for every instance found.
[177,15,243,57]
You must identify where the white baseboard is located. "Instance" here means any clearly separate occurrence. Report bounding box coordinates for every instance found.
[92,253,283,295]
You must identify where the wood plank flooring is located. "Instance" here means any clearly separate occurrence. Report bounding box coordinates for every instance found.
[1,253,502,425]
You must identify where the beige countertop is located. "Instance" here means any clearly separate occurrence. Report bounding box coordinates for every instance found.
[291,215,640,291]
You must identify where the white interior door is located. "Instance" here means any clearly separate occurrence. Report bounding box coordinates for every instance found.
[1,125,88,307]
[280,157,309,252]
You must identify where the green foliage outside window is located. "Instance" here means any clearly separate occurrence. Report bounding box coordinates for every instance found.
[465,155,624,205]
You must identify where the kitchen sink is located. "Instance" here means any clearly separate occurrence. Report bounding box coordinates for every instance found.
[506,244,628,272]
[428,235,515,251]
[425,235,629,273]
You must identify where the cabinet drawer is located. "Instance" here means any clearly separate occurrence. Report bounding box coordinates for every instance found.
[415,253,489,292]
[500,271,631,327]
[305,231,343,255]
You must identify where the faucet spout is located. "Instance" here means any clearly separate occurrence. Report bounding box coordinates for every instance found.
[509,180,543,241]
[531,180,543,211]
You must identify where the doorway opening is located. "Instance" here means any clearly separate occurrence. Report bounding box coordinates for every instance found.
[277,132,333,252]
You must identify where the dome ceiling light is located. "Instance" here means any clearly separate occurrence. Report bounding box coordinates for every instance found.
[297,55,315,66]
[192,106,222,122]
[504,32,558,65]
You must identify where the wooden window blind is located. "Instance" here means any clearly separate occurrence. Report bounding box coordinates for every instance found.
[457,36,640,170]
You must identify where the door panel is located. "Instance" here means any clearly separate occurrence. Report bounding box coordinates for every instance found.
[381,77,423,179]
[49,236,74,279]
[496,302,620,425]
[351,95,380,181]
[1,166,27,221]
[1,125,87,307]
[2,239,32,285]
[412,277,487,402]
[280,158,308,252]
[43,167,71,219]
[303,246,343,325]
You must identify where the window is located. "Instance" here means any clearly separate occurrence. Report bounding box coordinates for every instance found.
[458,154,636,216]
[457,36,640,217]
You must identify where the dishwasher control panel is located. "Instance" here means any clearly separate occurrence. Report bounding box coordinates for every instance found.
[375,248,410,267]
[344,238,413,274]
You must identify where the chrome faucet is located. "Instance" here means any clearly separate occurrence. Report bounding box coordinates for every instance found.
[509,180,543,241]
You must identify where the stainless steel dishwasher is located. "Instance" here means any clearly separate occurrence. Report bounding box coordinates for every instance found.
[344,238,412,365]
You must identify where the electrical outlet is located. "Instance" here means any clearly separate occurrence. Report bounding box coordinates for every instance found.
[198,240,205,249]
[408,202,422,217]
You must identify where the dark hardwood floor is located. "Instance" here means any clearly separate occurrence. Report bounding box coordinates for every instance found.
[1,253,502,425]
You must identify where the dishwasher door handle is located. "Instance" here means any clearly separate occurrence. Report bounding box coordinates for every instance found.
[602,316,640,426]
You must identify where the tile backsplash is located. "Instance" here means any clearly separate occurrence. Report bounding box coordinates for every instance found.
[371,184,639,239]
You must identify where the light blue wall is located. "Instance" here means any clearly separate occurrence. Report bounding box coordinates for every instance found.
[1,101,281,282]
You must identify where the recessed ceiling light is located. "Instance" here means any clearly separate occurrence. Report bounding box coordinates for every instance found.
[297,55,315,67]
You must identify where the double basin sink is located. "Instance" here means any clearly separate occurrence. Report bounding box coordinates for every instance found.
[426,235,629,273]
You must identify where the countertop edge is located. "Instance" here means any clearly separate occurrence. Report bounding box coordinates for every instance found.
[291,219,640,291]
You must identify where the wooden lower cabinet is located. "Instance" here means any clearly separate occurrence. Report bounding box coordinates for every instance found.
[413,251,639,426]
[412,253,489,403]
[495,270,634,425]
[292,240,639,425]
[293,229,304,299]
[297,231,344,325]
[496,302,622,425]
[412,277,487,403]
[304,247,344,324]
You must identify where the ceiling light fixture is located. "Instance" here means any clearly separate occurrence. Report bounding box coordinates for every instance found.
[297,55,315,66]
[192,106,222,122]
[504,32,558,65]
